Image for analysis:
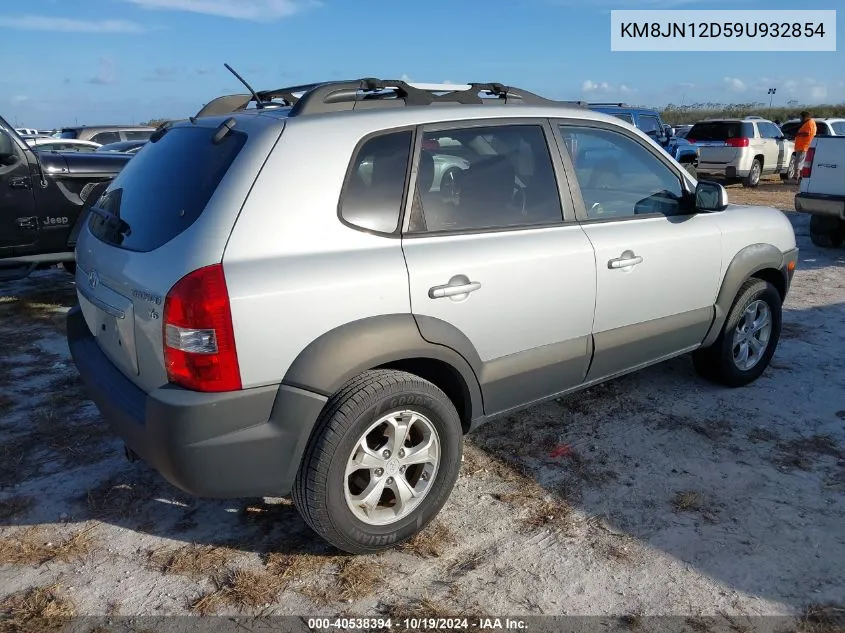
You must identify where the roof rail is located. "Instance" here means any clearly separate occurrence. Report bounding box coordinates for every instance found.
[587,102,631,107]
[194,78,588,118]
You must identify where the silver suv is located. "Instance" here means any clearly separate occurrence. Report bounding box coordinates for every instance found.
[67,79,798,554]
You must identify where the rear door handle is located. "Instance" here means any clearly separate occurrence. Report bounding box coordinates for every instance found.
[429,276,482,299]
[608,251,643,269]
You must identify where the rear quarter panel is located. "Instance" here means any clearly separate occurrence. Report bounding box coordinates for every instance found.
[222,118,411,389]
[803,137,845,196]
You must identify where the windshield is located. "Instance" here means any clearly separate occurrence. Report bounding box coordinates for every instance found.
[88,125,247,252]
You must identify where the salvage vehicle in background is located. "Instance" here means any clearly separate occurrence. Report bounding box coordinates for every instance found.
[96,140,148,155]
[795,136,845,248]
[55,125,156,145]
[27,138,102,153]
[0,116,132,281]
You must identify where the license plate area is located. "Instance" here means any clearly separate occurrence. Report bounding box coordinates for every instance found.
[77,273,139,377]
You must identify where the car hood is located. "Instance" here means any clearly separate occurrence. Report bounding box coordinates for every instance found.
[40,150,131,177]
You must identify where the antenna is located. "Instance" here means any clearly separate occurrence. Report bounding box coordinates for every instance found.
[224,63,264,109]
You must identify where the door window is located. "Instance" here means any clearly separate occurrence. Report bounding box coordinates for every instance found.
[638,115,662,135]
[559,125,687,220]
[124,130,153,141]
[407,124,563,233]
[759,122,782,139]
[339,130,412,234]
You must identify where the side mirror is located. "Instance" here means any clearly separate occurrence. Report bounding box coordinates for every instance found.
[695,180,729,212]
[0,130,19,165]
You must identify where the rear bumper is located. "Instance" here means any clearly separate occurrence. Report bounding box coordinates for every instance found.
[795,193,845,219]
[66,305,327,498]
[781,247,799,297]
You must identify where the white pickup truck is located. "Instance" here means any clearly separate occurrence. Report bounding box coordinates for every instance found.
[795,136,845,248]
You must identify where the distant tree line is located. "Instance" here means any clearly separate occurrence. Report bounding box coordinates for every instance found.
[657,102,845,125]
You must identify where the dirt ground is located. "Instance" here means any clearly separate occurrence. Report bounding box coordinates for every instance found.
[1,197,843,629]
[722,176,800,211]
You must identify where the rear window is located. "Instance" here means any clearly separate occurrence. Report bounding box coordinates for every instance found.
[687,121,752,141]
[59,129,78,139]
[88,125,247,252]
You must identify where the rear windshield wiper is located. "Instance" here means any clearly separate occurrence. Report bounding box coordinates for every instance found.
[88,205,131,237]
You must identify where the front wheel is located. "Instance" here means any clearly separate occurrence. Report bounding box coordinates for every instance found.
[292,370,463,554]
[693,279,782,387]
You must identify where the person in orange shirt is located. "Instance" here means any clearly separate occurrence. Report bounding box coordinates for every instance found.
[790,111,817,182]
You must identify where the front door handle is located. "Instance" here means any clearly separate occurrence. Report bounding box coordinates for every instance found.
[608,251,643,269]
[429,275,482,300]
[9,176,32,190]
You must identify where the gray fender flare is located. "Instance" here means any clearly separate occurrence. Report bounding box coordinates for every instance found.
[701,243,787,347]
[282,314,484,420]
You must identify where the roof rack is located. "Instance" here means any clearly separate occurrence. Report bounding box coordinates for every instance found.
[195,78,588,118]
[587,102,631,107]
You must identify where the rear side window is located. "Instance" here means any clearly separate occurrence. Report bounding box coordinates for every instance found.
[124,130,153,141]
[340,131,412,234]
[688,122,749,141]
[816,122,831,136]
[759,122,782,138]
[637,115,661,134]
[89,125,247,252]
[832,122,845,135]
[612,113,634,124]
[780,122,801,139]
[59,129,78,139]
[91,131,121,145]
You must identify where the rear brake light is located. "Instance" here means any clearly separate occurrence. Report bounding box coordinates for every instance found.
[163,264,241,392]
[686,138,696,144]
[726,137,750,148]
[801,148,815,178]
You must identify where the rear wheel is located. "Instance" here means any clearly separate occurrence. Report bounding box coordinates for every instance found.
[742,159,762,188]
[292,370,463,554]
[809,215,845,249]
[693,279,782,387]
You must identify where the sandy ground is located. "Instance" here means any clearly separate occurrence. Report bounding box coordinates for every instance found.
[1,193,843,628]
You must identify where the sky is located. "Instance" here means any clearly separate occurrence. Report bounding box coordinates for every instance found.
[1,0,842,128]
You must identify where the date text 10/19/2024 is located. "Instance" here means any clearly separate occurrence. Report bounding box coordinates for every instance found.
[307,618,528,630]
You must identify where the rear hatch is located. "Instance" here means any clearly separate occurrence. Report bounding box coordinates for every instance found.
[74,118,269,393]
[687,121,753,164]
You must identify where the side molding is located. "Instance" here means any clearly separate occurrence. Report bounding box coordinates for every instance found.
[281,314,484,419]
[701,243,786,348]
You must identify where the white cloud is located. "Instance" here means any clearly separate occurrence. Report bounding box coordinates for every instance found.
[0,14,145,32]
[582,80,634,95]
[723,76,746,92]
[89,58,118,85]
[125,0,317,21]
[810,85,828,101]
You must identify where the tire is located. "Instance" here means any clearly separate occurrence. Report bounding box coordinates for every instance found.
[682,163,697,179]
[692,278,782,388]
[292,369,463,554]
[62,261,76,276]
[781,154,797,181]
[809,215,845,249]
[742,159,762,188]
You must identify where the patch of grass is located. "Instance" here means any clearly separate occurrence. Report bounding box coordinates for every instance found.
[0,585,75,632]
[522,498,575,534]
[33,409,111,468]
[446,550,488,579]
[190,568,286,615]
[264,552,338,585]
[148,544,234,580]
[0,526,95,567]
[399,521,455,559]
[672,491,704,512]
[747,427,778,443]
[42,374,89,416]
[384,594,484,631]
[0,496,35,522]
[798,603,845,633]
[620,613,643,630]
[335,558,384,602]
[775,435,843,471]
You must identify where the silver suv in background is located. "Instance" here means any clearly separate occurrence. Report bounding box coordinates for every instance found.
[688,116,796,186]
[67,79,798,554]
[55,125,156,145]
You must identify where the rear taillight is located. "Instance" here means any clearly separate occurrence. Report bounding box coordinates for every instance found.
[801,148,815,179]
[163,264,241,392]
[726,137,750,148]
[686,138,697,144]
